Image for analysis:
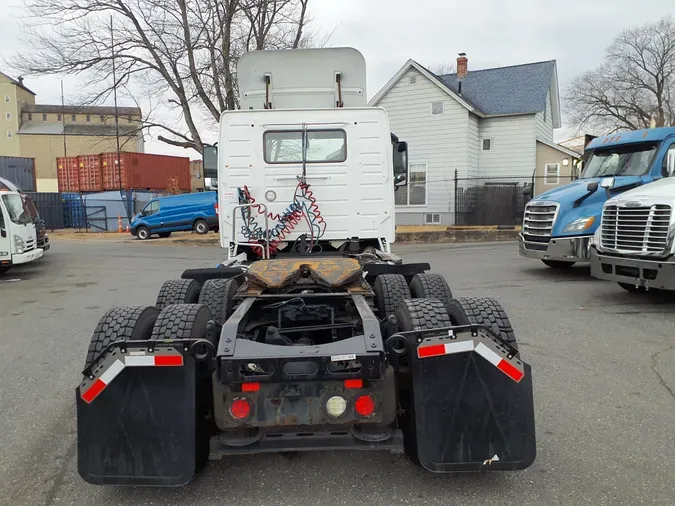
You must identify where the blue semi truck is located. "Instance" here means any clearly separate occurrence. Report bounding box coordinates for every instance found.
[519,127,675,269]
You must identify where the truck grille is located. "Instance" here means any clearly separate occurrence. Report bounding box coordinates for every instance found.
[601,204,672,254]
[24,238,36,252]
[522,202,559,242]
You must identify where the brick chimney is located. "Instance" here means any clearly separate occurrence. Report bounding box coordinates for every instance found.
[457,53,468,80]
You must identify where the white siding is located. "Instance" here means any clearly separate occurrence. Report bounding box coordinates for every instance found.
[467,113,480,177]
[378,67,469,219]
[478,115,536,180]
[534,90,553,142]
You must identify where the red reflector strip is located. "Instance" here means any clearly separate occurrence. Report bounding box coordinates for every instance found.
[81,359,125,404]
[154,354,184,367]
[417,343,446,358]
[242,382,260,392]
[417,340,474,359]
[475,342,523,383]
[81,379,106,404]
[344,379,362,389]
[497,359,524,382]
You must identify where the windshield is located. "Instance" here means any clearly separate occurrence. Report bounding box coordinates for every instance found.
[1,194,33,225]
[581,142,659,178]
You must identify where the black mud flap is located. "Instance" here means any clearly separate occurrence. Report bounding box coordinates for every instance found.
[411,333,536,472]
[76,349,199,486]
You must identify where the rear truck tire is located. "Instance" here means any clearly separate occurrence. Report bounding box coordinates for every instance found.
[409,273,453,307]
[394,298,452,465]
[542,259,575,269]
[373,274,411,318]
[445,297,517,350]
[0,266,10,275]
[136,226,150,240]
[156,279,202,310]
[198,278,239,324]
[158,232,172,238]
[85,306,159,369]
[194,219,209,235]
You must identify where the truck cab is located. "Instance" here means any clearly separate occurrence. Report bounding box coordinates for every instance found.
[0,178,43,274]
[519,127,675,268]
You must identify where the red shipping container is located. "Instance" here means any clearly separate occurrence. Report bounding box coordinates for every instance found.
[57,156,80,192]
[78,154,103,192]
[101,152,190,191]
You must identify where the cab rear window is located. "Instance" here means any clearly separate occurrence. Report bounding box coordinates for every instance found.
[264,130,346,164]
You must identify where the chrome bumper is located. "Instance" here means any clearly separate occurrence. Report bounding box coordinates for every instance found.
[590,247,675,290]
[518,234,592,263]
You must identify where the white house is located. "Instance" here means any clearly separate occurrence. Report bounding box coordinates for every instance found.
[370,54,579,225]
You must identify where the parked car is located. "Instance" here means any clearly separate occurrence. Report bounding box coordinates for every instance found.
[130,191,218,240]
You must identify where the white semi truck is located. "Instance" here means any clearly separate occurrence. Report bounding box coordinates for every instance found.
[75,48,536,487]
[590,164,675,292]
[0,177,43,275]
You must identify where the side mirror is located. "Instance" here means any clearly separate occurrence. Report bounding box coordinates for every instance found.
[586,182,599,193]
[203,145,218,180]
[0,229,6,238]
[393,141,408,186]
[600,177,615,189]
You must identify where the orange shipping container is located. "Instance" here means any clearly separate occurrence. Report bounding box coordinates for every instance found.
[101,152,191,191]
[57,156,81,192]
[78,154,103,192]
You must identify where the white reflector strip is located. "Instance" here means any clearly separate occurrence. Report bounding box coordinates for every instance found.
[99,359,126,384]
[125,355,155,367]
[474,342,501,367]
[443,340,474,355]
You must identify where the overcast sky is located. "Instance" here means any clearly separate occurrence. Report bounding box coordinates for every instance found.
[1,0,673,158]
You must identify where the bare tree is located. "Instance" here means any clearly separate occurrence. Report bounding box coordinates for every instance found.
[10,0,317,153]
[565,16,675,134]
[428,62,456,76]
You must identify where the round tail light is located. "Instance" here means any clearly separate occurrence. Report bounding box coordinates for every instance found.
[230,398,252,420]
[354,395,375,417]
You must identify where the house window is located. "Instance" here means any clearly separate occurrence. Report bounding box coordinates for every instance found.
[481,138,494,151]
[4,96,9,103]
[431,101,444,115]
[128,115,133,123]
[28,113,32,121]
[5,113,10,121]
[395,163,427,206]
[409,76,417,85]
[57,114,61,121]
[545,163,560,184]
[86,115,91,122]
[71,114,76,122]
[425,213,441,224]
[42,113,47,121]
[7,130,12,138]
[100,115,105,122]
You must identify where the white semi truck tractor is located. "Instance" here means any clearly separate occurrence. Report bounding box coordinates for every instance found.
[590,158,675,292]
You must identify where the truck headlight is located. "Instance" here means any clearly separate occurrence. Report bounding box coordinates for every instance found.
[563,216,595,233]
[13,235,24,254]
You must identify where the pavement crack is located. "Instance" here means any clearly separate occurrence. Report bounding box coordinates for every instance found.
[650,343,675,403]
[44,435,77,506]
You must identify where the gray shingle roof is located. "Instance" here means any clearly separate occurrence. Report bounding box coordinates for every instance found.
[437,61,555,116]
[23,104,141,116]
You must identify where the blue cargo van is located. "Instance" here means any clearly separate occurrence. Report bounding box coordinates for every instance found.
[130,191,218,240]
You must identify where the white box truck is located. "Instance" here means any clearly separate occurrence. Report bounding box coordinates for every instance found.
[0,177,43,275]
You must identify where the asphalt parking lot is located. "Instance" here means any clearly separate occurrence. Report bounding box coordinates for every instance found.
[1,239,674,506]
